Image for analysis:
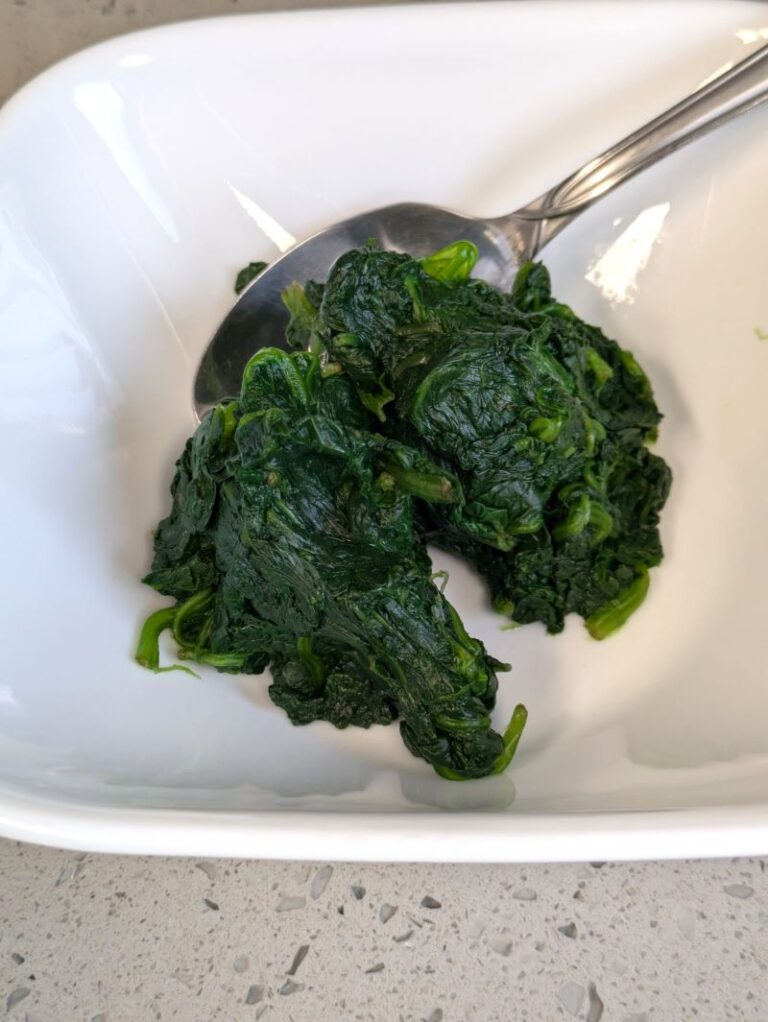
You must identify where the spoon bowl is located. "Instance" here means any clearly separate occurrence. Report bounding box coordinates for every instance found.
[194,202,538,416]
[194,42,768,418]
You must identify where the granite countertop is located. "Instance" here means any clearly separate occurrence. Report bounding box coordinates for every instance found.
[1,4,766,1020]
[2,842,767,1020]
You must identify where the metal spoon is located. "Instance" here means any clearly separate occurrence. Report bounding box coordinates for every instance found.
[195,42,768,417]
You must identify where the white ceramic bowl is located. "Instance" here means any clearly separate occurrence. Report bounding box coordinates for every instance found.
[3,1,768,860]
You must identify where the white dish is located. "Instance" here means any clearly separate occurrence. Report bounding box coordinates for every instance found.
[2,1,768,860]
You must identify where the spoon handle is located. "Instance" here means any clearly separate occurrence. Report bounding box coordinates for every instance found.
[507,40,768,250]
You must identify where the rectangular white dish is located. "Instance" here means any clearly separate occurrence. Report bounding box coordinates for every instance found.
[2,0,768,860]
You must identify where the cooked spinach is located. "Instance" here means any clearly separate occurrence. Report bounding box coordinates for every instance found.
[138,347,526,780]
[139,238,670,780]
[290,242,671,636]
[234,260,268,295]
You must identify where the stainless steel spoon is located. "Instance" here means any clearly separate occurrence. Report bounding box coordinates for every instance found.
[195,42,768,417]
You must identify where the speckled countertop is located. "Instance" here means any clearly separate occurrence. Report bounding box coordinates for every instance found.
[2,842,768,1021]
[1,3,767,1020]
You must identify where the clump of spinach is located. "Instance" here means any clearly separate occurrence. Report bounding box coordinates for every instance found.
[139,239,670,779]
[287,242,671,637]
[138,347,526,780]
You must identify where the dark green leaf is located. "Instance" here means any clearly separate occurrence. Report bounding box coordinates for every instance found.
[234,261,268,295]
